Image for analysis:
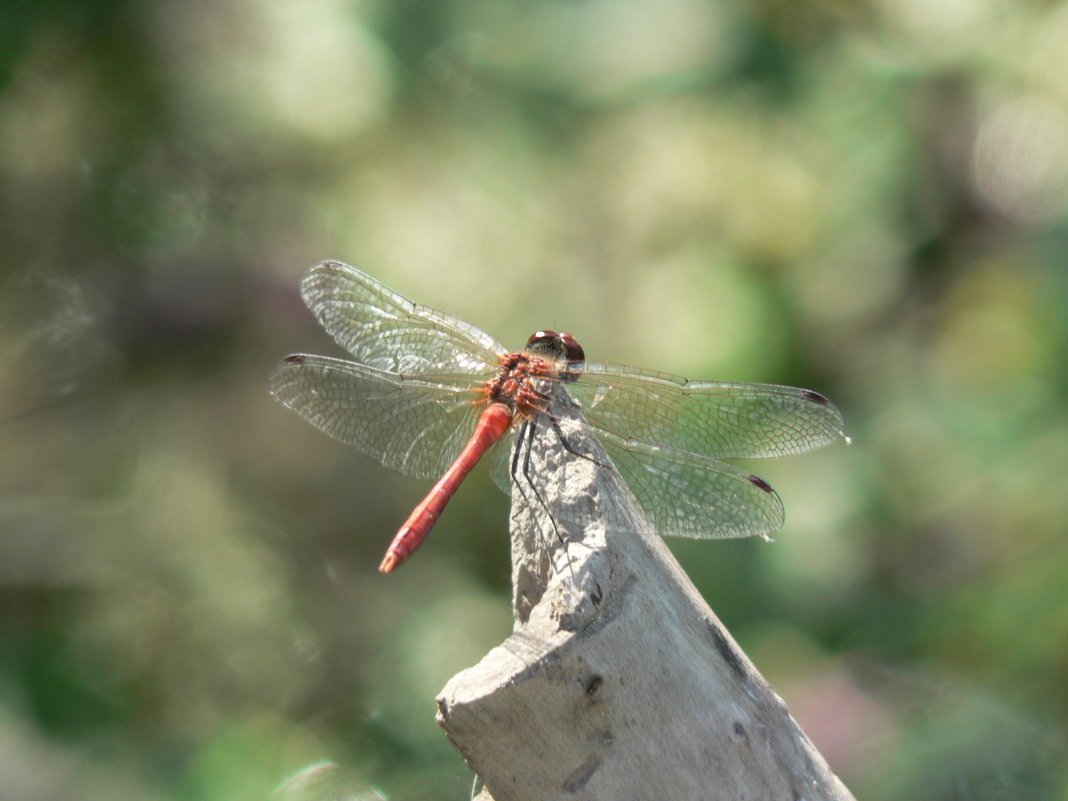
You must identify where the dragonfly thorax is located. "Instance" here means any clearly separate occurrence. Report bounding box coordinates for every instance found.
[484,351,557,418]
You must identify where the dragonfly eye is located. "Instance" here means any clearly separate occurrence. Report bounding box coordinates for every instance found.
[527,329,553,345]
[526,330,560,355]
[527,330,585,382]
[527,330,584,362]
[558,332,585,363]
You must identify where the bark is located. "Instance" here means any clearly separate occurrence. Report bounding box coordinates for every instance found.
[436,394,856,801]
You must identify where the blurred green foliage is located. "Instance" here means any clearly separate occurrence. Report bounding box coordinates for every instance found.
[1,0,1067,799]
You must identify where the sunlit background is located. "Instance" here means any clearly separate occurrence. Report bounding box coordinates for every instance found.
[2,1,1067,799]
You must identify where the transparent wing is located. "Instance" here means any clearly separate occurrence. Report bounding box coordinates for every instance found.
[487,428,515,495]
[598,431,785,540]
[300,260,505,375]
[487,419,784,539]
[570,362,847,460]
[270,354,486,480]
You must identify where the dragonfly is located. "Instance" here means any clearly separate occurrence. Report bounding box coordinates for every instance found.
[270,261,848,573]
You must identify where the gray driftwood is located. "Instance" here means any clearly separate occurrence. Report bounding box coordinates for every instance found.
[436,395,855,801]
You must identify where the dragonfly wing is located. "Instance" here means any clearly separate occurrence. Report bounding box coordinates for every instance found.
[300,261,505,375]
[270,354,484,481]
[486,430,515,496]
[598,431,785,540]
[571,363,847,460]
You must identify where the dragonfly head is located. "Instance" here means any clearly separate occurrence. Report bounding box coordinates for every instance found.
[527,330,585,381]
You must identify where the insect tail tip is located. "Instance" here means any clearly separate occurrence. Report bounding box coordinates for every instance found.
[378,553,399,574]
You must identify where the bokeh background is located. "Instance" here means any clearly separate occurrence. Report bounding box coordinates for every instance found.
[2,1,1067,799]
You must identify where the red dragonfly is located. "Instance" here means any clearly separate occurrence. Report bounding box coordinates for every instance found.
[271,261,847,573]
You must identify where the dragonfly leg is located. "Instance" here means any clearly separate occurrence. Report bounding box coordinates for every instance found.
[544,408,611,472]
[510,419,569,557]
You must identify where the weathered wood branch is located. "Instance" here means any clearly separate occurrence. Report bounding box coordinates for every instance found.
[436,396,855,801]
